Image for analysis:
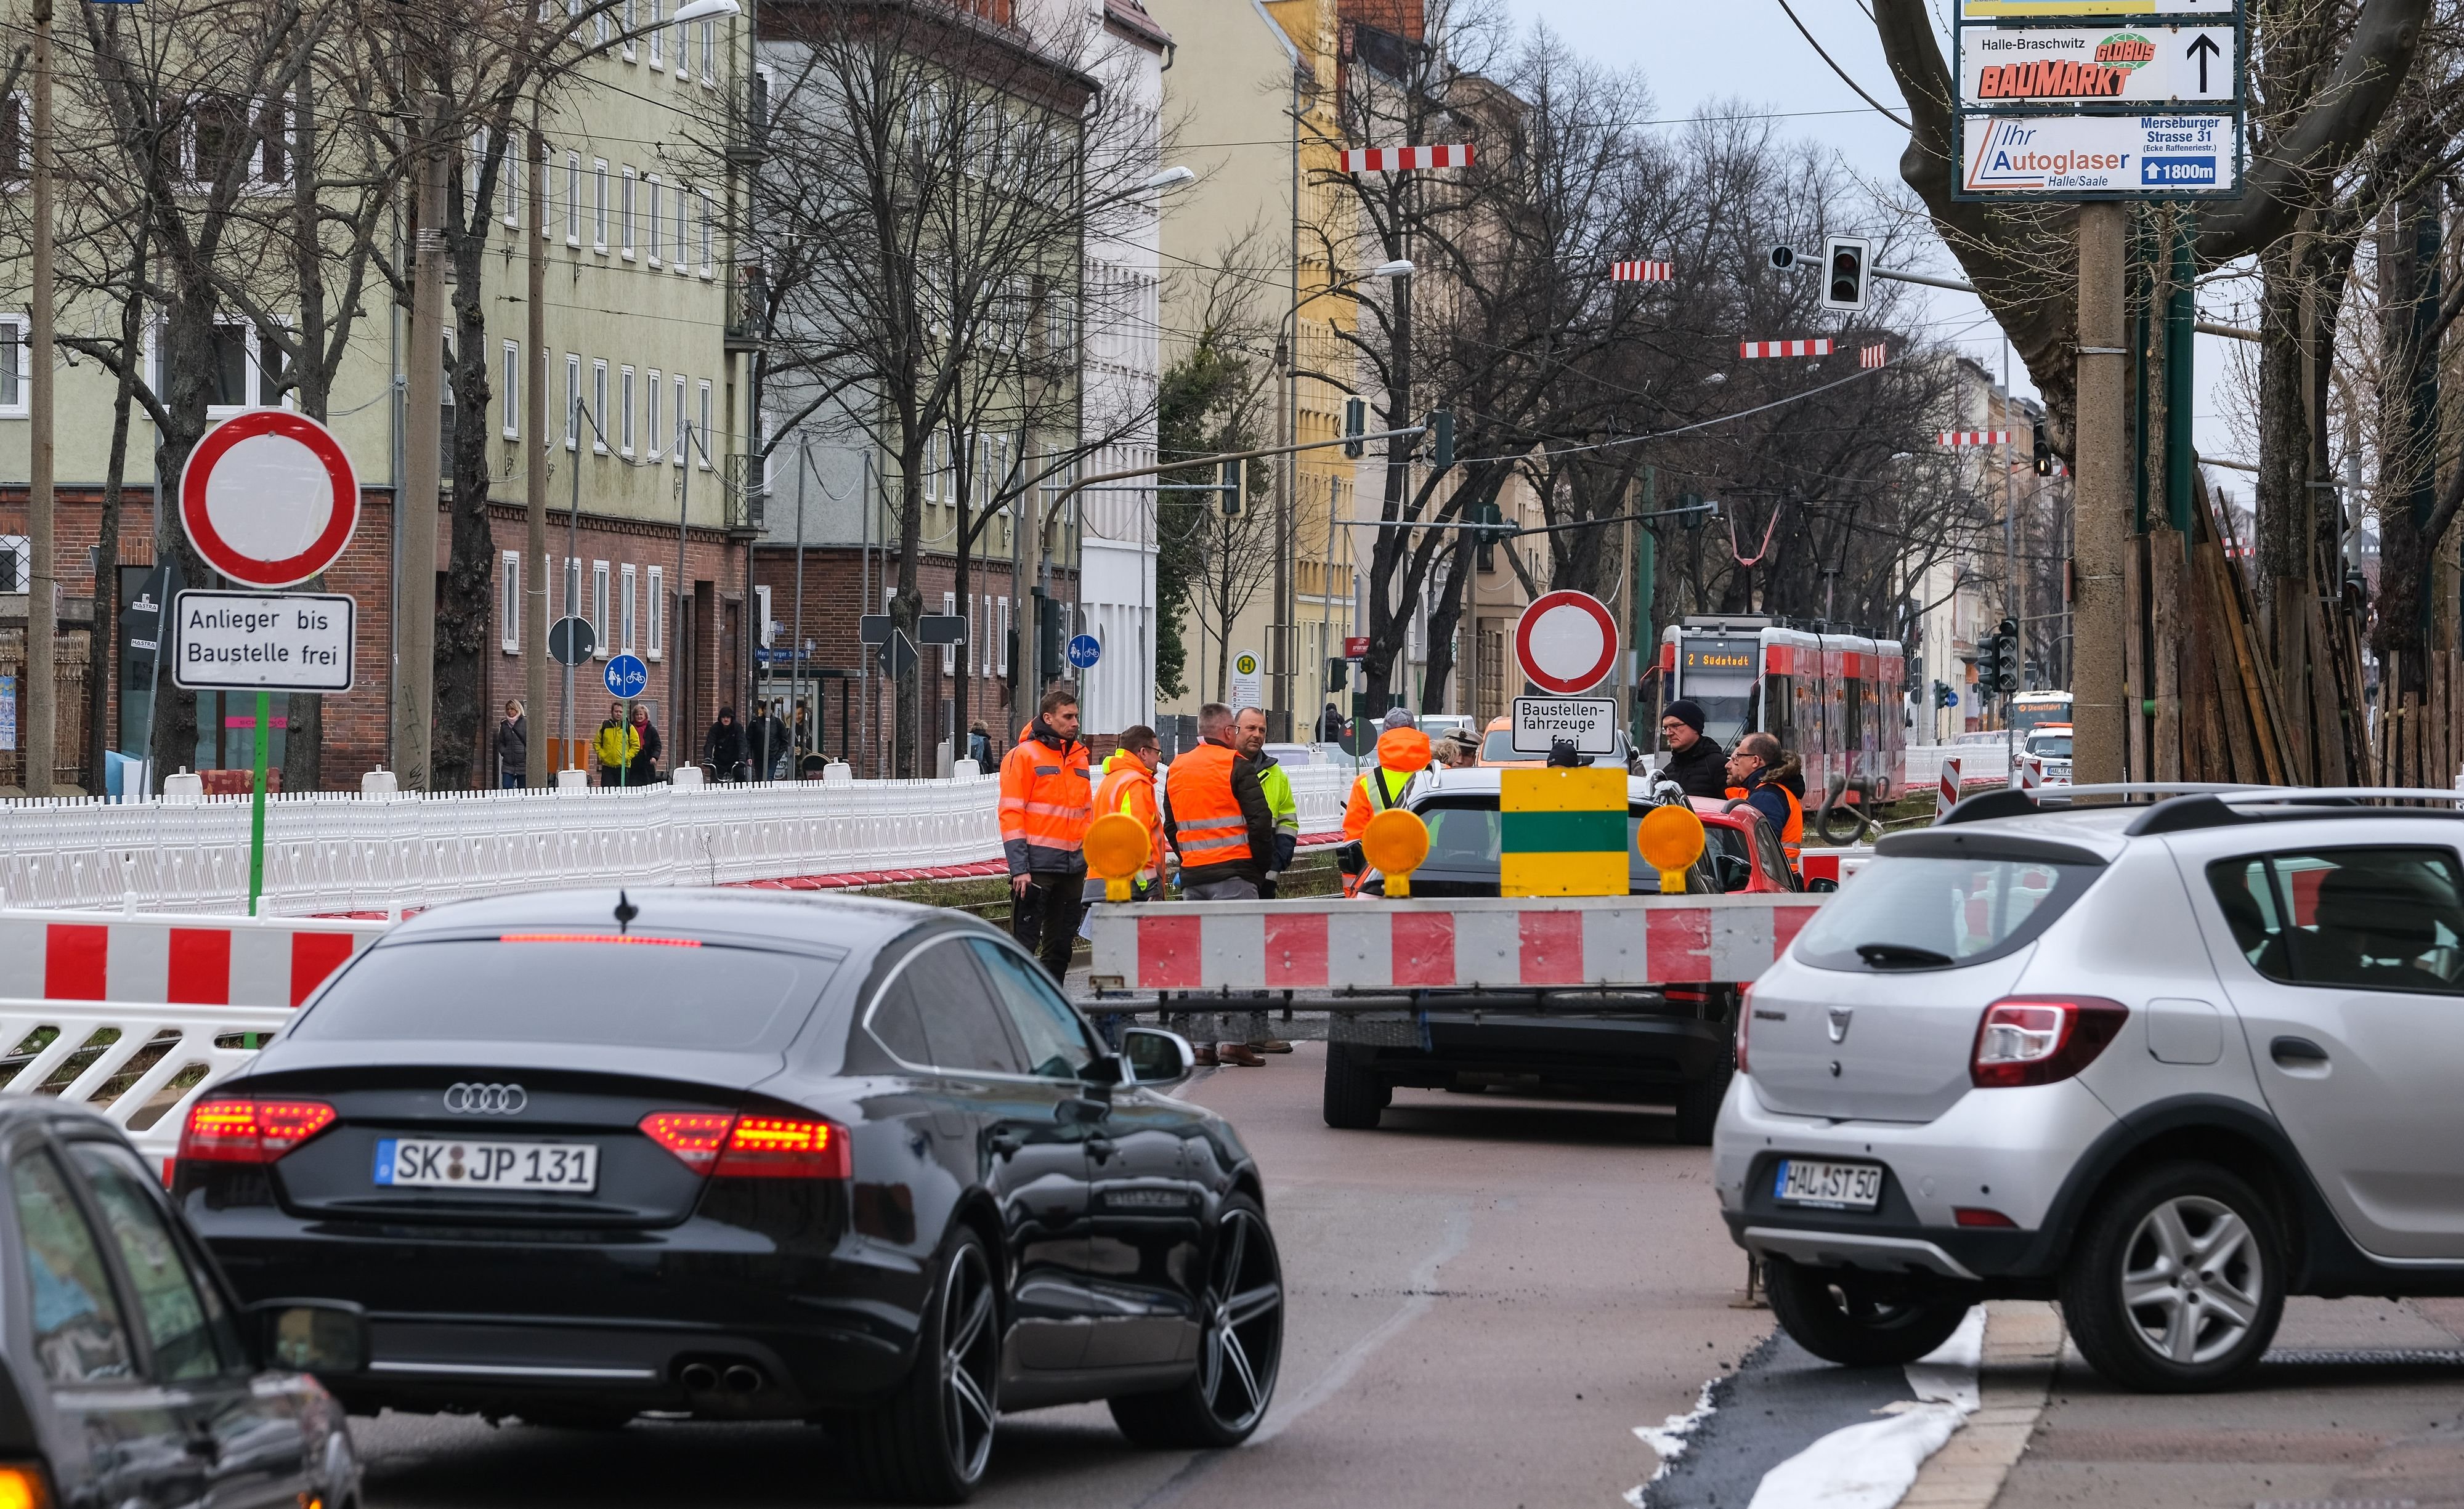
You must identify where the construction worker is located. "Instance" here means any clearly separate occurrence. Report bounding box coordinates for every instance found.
[999,686,1093,983]
[1161,703,1275,1067]
[1084,725,1167,902]
[1339,708,1433,883]
[1725,730,1805,875]
[1233,708,1299,896]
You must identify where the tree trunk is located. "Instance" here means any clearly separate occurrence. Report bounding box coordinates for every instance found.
[2375,183,2440,706]
[435,232,499,790]
[146,288,222,787]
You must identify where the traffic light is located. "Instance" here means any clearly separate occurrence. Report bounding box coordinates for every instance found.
[1218,459,1244,518]
[1677,491,1706,530]
[1427,409,1454,471]
[1821,235,1870,312]
[1472,500,1507,570]
[1343,396,1367,458]
[1326,657,1348,691]
[1992,617,2020,695]
[1934,680,1957,710]
[2033,428,2053,476]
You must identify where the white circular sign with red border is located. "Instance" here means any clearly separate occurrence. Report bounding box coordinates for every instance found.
[1514,589,1619,694]
[179,410,360,588]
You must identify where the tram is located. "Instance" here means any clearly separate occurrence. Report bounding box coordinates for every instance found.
[1656,616,1907,806]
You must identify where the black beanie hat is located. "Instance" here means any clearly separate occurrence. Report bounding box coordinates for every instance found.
[1664,699,1708,734]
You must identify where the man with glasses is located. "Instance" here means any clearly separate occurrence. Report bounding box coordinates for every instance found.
[1658,698,1728,799]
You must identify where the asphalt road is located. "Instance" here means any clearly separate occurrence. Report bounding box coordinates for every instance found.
[353,1042,1771,1508]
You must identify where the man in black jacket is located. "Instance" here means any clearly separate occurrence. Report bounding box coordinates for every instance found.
[1658,698,1729,798]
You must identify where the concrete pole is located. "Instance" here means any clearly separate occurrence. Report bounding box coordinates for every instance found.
[25,0,55,796]
[2073,203,2129,787]
[394,97,447,789]
[524,107,550,787]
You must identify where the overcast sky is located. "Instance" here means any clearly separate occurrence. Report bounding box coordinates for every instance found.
[1509,0,2251,473]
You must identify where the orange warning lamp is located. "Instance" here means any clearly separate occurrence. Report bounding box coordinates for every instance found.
[1083,812,1153,902]
[1361,809,1431,899]
[1636,803,1706,897]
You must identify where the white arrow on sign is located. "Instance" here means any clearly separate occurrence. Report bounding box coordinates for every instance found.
[1958,24,2237,107]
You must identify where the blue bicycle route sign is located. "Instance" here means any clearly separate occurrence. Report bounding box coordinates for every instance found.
[604,653,650,700]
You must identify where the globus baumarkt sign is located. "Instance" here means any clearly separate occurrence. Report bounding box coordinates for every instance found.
[1958,25,2237,105]
[1957,113,2240,198]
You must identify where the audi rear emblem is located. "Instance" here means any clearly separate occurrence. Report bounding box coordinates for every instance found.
[443,1083,527,1115]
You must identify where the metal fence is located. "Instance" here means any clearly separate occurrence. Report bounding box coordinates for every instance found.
[0,764,1355,917]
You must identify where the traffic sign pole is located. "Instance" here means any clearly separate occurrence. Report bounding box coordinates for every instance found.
[249,689,270,915]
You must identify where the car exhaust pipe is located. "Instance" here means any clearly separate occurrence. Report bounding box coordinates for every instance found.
[679,1362,719,1393]
[723,1364,764,1395]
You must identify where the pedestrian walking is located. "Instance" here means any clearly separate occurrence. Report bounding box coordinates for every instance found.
[497,700,527,788]
[999,686,1093,984]
[1658,699,1728,799]
[1339,708,1433,887]
[968,719,994,769]
[1161,703,1276,1066]
[1724,730,1805,876]
[748,702,788,781]
[705,706,747,781]
[629,704,663,785]
[1316,702,1348,743]
[790,703,812,759]
[594,703,639,787]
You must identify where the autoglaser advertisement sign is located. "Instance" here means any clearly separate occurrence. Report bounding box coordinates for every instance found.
[1953,1,2243,201]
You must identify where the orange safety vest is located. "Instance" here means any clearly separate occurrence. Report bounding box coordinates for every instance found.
[998,730,1092,864]
[1728,780,1805,869]
[1342,727,1434,839]
[1093,755,1166,878]
[1167,742,1253,867]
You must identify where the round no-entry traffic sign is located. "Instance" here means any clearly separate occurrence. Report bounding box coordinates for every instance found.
[179,410,360,588]
[1514,590,1619,694]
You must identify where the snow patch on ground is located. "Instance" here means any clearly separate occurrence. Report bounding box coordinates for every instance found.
[1740,1305,1987,1509]
[1625,1377,1724,1505]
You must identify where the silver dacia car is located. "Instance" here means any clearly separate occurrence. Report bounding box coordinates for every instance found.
[1716,787,2464,1391]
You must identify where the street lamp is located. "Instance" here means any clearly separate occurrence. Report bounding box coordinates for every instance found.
[1139,165,1198,192]
[1369,259,1413,278]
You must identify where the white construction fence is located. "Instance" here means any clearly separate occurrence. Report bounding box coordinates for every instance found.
[0,766,1356,918]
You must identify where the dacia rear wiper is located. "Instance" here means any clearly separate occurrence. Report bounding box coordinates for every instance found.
[1856,942,1953,969]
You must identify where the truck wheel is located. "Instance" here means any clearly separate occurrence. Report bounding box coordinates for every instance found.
[1321,1042,1390,1130]
[2061,1161,2284,1393]
[1672,1069,1728,1146]
[1764,1256,1971,1367]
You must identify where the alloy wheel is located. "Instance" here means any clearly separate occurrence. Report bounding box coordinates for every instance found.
[939,1243,999,1483]
[1198,1206,1284,1433]
[2120,1194,2264,1366]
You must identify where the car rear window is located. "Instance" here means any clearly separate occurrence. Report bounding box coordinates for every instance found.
[1793,854,2099,971]
[294,937,835,1050]
[2208,847,2464,993]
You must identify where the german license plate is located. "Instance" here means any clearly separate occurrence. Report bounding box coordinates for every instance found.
[1775,1158,1884,1210]
[374,1138,599,1192]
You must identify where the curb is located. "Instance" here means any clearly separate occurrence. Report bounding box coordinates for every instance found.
[1900,1300,2064,1508]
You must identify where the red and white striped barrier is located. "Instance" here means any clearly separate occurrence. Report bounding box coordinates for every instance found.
[1940,756,1963,810]
[1797,848,1875,886]
[1088,894,1824,993]
[1340,143,1474,172]
[1613,260,1673,282]
[1860,342,1889,369]
[1740,339,1833,359]
[1937,431,2009,447]
[0,908,386,1008]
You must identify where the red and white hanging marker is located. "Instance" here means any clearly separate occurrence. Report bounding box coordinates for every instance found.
[1859,342,1889,369]
[1513,590,1619,696]
[1340,143,1475,172]
[179,410,362,588]
[1738,339,1833,359]
[1611,261,1673,282]
[1937,430,2010,447]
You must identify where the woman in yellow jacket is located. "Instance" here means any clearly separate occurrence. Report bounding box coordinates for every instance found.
[594,702,641,787]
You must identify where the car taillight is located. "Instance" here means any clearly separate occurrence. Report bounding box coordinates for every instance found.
[1970,997,2128,1088]
[639,1111,849,1179]
[1735,984,1754,1076]
[178,1099,338,1164]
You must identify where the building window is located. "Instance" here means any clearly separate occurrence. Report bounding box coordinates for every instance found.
[697,381,713,468]
[621,0,636,59]
[697,189,713,274]
[0,535,26,593]
[647,566,665,659]
[592,159,609,251]
[620,168,636,257]
[673,375,689,467]
[699,18,714,80]
[591,560,610,654]
[645,368,663,457]
[489,134,519,228]
[648,0,663,66]
[591,360,609,452]
[0,93,24,182]
[644,177,662,267]
[500,339,519,439]
[941,591,957,673]
[500,551,522,653]
[565,152,582,244]
[618,366,636,455]
[620,564,638,652]
[673,182,689,269]
[564,354,582,448]
[0,315,25,417]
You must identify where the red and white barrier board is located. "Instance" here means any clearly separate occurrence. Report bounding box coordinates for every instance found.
[1089,894,1824,993]
[1739,339,1833,359]
[0,908,386,1008]
[1796,848,1875,886]
[1340,144,1475,172]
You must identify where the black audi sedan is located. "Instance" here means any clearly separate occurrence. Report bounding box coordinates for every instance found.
[178,889,1284,1503]
[0,1101,365,1509]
